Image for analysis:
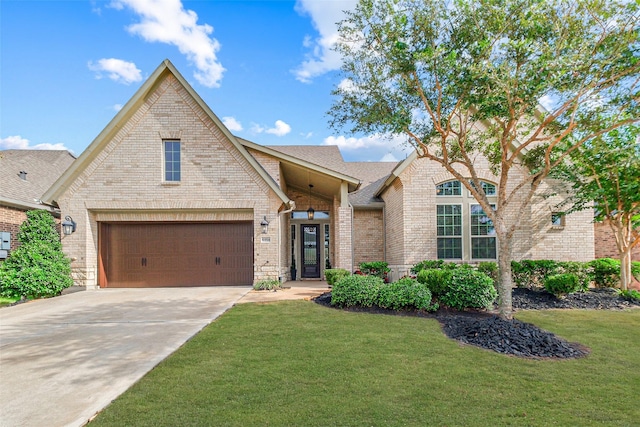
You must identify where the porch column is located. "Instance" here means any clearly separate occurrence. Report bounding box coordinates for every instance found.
[340,181,349,208]
[334,196,353,272]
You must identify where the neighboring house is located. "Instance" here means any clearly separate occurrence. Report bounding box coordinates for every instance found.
[42,60,595,289]
[0,150,76,261]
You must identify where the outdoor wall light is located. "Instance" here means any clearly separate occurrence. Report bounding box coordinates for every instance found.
[260,216,270,234]
[307,184,315,220]
[62,215,77,236]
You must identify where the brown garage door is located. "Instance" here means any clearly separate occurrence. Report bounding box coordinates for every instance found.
[98,222,253,287]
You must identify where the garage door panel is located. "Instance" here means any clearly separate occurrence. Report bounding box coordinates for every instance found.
[100,222,253,287]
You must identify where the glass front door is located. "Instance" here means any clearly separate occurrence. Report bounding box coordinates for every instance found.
[301,224,320,278]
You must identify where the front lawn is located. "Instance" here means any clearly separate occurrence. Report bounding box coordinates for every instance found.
[0,296,19,308]
[91,302,640,426]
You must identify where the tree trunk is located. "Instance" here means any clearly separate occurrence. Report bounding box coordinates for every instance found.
[496,233,514,320]
[620,249,632,291]
[614,219,633,291]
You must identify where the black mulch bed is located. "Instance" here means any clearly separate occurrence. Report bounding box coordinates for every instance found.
[313,289,639,359]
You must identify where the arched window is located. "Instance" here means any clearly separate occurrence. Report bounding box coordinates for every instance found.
[435,180,497,260]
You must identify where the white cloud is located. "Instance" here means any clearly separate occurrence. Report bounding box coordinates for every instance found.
[0,135,70,151]
[324,133,412,162]
[337,78,357,93]
[324,134,399,150]
[113,104,124,111]
[538,94,556,112]
[293,0,357,83]
[379,153,399,162]
[110,0,225,88]
[249,120,291,137]
[88,58,142,84]
[266,120,292,137]
[222,116,243,132]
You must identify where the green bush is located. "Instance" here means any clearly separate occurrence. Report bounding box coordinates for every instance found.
[589,258,621,288]
[416,268,453,297]
[477,262,499,282]
[618,289,640,302]
[358,261,390,279]
[0,210,73,299]
[331,274,384,308]
[544,273,582,297]
[253,279,281,291]
[376,277,434,311]
[324,268,351,287]
[557,261,591,291]
[439,269,497,310]
[511,260,562,289]
[411,260,446,274]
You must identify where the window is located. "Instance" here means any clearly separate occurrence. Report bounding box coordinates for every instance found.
[164,140,181,182]
[470,204,496,259]
[436,180,461,196]
[291,211,330,219]
[437,205,462,258]
[435,179,498,260]
[551,212,565,228]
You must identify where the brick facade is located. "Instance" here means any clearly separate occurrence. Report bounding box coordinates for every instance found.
[353,208,385,267]
[0,206,27,253]
[56,72,284,288]
[379,156,595,280]
[594,222,640,261]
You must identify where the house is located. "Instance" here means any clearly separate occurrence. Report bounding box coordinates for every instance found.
[0,150,75,261]
[42,60,596,288]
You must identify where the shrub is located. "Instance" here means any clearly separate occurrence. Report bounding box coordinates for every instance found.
[618,289,640,302]
[331,274,384,308]
[411,260,446,274]
[477,262,499,282]
[589,258,621,288]
[439,269,497,310]
[376,277,434,311]
[557,261,591,291]
[358,261,390,279]
[632,261,640,281]
[511,260,562,289]
[324,268,351,287]
[416,268,453,297]
[253,279,281,291]
[0,210,73,299]
[544,273,582,297]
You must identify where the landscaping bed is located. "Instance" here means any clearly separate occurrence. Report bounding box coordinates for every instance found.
[314,288,639,359]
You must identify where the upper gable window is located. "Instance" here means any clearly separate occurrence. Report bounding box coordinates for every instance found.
[164,140,181,182]
[436,180,461,196]
[469,180,497,196]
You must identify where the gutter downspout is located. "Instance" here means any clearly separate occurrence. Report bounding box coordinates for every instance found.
[278,200,296,282]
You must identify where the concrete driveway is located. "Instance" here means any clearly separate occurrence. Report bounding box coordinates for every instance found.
[0,286,250,427]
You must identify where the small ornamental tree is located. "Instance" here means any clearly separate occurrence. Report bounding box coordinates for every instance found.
[329,0,640,319]
[0,210,73,299]
[556,124,640,290]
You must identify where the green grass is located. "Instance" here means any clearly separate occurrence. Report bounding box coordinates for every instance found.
[91,302,640,427]
[0,296,19,307]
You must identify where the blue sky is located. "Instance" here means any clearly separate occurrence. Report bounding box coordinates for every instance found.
[1,0,412,162]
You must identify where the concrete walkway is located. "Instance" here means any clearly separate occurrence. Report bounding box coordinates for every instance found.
[0,286,251,427]
[238,280,330,304]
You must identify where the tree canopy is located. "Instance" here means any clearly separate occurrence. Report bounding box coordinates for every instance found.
[329,0,640,318]
[557,124,640,289]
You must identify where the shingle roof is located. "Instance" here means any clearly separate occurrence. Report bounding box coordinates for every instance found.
[0,150,75,208]
[266,145,399,207]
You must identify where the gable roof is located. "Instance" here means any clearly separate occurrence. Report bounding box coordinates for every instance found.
[0,150,75,211]
[240,141,361,190]
[42,59,290,206]
[243,141,399,207]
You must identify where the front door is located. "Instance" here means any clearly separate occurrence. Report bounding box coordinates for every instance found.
[301,224,320,278]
